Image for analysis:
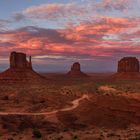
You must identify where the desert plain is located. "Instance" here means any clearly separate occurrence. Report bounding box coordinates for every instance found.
[0,72,140,140]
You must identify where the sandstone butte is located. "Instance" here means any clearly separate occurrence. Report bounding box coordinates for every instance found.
[67,62,88,77]
[0,51,45,83]
[113,57,140,79]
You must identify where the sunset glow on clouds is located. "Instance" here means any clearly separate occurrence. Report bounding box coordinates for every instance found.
[0,0,140,72]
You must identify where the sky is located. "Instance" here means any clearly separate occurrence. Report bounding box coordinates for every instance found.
[0,0,140,72]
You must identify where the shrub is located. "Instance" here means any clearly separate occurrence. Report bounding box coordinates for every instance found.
[7,138,14,140]
[129,135,140,140]
[32,128,42,138]
[107,132,116,137]
[72,135,78,140]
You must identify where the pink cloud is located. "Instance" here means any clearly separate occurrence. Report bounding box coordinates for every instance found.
[22,3,86,21]
[100,0,132,11]
[13,0,138,25]
[0,16,140,61]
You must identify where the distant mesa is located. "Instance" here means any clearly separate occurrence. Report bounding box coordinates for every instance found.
[67,62,88,77]
[118,57,139,73]
[10,51,32,70]
[0,51,45,82]
[113,57,140,79]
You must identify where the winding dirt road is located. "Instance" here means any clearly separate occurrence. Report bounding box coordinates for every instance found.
[0,94,89,116]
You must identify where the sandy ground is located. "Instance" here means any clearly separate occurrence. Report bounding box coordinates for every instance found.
[0,93,140,140]
[1,125,140,140]
[0,94,89,116]
[0,74,139,140]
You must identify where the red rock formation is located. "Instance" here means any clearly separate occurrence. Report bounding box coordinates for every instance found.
[67,62,88,77]
[118,57,139,73]
[10,52,32,69]
[0,52,45,83]
[113,57,140,79]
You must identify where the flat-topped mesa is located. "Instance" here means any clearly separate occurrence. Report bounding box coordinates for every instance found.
[0,51,45,83]
[10,52,32,69]
[112,57,140,79]
[118,57,139,73]
[67,62,88,77]
[71,62,81,72]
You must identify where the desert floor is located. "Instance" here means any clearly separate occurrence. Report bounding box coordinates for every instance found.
[0,73,140,140]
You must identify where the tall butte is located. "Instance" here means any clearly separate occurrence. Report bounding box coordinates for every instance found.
[113,57,140,79]
[67,62,88,77]
[10,52,32,69]
[0,52,45,82]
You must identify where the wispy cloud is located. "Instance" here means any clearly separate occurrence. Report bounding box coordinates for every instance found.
[0,16,140,59]
[13,0,137,23]
[99,0,132,11]
[0,19,11,30]
[14,2,87,23]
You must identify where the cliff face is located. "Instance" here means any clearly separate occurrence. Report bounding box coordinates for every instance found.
[118,57,139,73]
[67,62,87,77]
[112,57,140,79]
[10,52,32,69]
[71,62,81,72]
[0,52,45,83]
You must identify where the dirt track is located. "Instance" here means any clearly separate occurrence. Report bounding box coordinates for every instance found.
[0,94,89,116]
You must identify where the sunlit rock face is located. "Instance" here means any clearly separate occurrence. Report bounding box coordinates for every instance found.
[118,57,139,73]
[10,52,32,69]
[67,62,88,77]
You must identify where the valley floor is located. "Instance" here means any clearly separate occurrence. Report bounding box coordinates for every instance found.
[0,73,140,140]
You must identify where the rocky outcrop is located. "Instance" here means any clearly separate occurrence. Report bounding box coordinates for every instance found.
[118,57,139,73]
[0,52,45,83]
[10,52,32,69]
[67,62,88,77]
[113,57,140,79]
